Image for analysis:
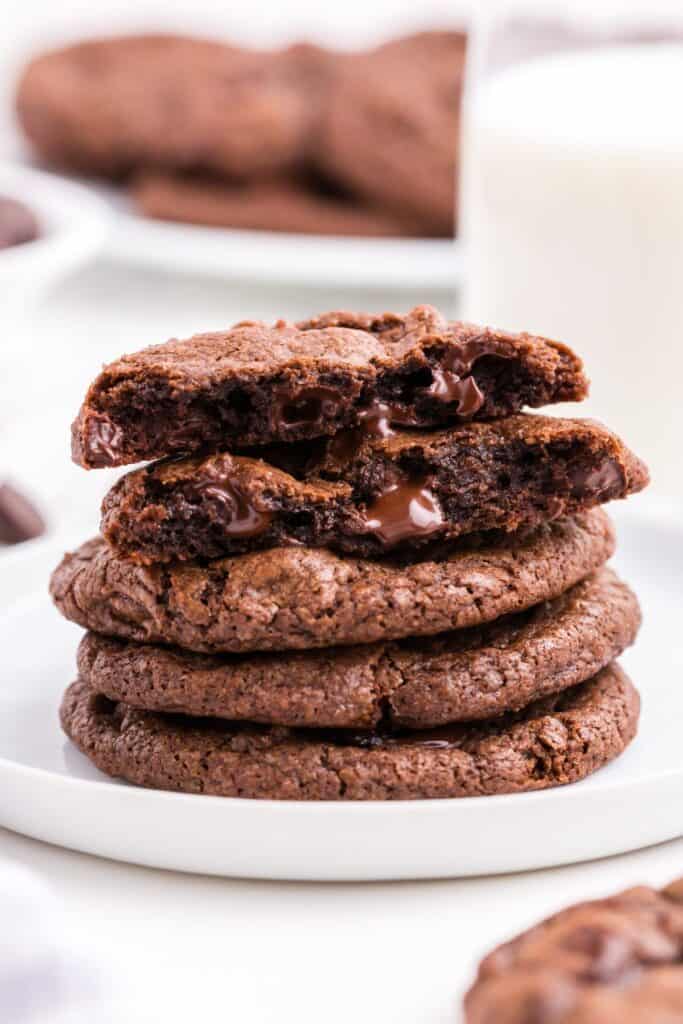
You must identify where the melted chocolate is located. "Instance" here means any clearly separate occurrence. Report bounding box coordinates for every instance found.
[323,723,466,750]
[86,417,124,467]
[570,458,623,500]
[426,372,485,415]
[422,336,509,414]
[195,471,273,538]
[363,476,444,546]
[272,385,340,428]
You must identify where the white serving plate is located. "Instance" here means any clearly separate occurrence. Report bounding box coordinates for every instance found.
[0,500,680,881]
[0,162,109,310]
[94,180,462,290]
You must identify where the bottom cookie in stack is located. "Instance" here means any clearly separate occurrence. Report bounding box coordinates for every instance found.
[57,552,642,800]
[61,666,638,801]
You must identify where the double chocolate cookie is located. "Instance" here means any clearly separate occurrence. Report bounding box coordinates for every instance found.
[61,664,638,800]
[465,878,683,1022]
[318,31,467,234]
[17,35,328,179]
[76,569,639,727]
[50,510,615,653]
[100,414,647,563]
[132,172,426,237]
[71,305,587,468]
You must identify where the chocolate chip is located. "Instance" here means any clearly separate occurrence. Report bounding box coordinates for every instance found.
[0,483,46,545]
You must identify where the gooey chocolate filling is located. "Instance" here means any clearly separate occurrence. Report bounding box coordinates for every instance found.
[266,337,511,438]
[362,475,444,546]
[186,466,273,539]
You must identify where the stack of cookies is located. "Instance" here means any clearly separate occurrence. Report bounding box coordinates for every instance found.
[51,305,648,800]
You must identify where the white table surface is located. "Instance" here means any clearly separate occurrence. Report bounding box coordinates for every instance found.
[3,261,682,1024]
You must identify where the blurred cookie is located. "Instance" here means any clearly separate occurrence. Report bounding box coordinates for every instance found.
[465,877,683,1022]
[132,172,425,236]
[16,34,329,178]
[49,510,615,654]
[318,31,467,234]
[0,483,45,544]
[60,664,639,800]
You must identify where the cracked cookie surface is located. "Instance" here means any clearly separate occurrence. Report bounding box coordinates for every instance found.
[76,569,640,727]
[50,510,615,654]
[60,664,639,800]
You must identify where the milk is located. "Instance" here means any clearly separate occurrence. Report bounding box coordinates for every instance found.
[461,44,683,496]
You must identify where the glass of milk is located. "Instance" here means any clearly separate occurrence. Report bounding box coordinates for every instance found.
[461,3,683,496]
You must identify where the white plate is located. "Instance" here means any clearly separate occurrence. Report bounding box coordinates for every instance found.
[0,502,680,881]
[41,173,462,290]
[0,162,109,310]
[108,209,462,290]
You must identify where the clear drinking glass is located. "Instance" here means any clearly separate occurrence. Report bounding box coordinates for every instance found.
[460,2,683,496]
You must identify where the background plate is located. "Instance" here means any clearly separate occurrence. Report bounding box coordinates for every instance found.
[97,180,463,290]
[0,501,680,881]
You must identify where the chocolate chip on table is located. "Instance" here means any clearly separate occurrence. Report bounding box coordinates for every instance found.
[0,197,39,250]
[0,483,46,545]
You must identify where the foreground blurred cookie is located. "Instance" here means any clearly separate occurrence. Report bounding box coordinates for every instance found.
[318,31,467,235]
[76,569,639,727]
[61,665,638,800]
[71,305,587,468]
[100,415,647,563]
[132,172,427,237]
[50,511,614,653]
[465,877,683,1022]
[16,34,329,178]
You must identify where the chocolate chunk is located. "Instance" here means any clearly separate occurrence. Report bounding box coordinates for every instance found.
[0,197,39,250]
[0,483,46,544]
[71,305,589,468]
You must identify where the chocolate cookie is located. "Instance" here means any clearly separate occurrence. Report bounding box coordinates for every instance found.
[60,664,639,800]
[76,569,640,728]
[71,305,587,468]
[50,510,615,653]
[0,196,39,249]
[16,35,328,179]
[131,172,427,237]
[465,878,683,1023]
[100,415,647,563]
[317,31,467,235]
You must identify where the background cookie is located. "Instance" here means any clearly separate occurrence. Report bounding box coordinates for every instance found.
[50,510,615,653]
[16,34,327,179]
[76,569,640,727]
[317,31,467,235]
[465,877,683,1023]
[60,664,640,800]
[131,172,424,237]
